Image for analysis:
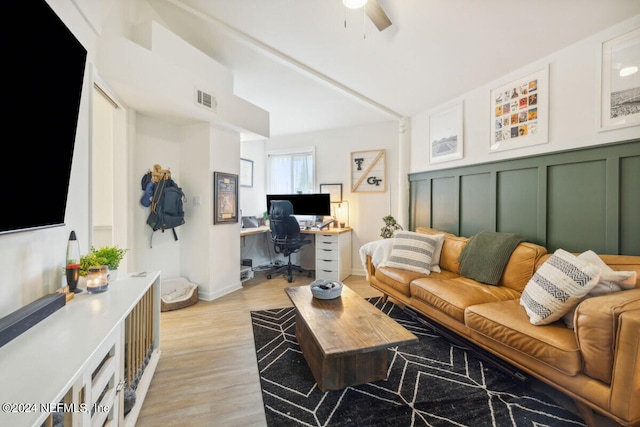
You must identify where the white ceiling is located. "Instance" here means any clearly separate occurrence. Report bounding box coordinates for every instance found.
[148,0,640,138]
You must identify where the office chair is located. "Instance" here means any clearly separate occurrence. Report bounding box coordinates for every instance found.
[266,200,312,283]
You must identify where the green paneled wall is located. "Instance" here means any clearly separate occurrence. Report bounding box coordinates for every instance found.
[620,155,640,255]
[431,177,457,233]
[497,168,538,243]
[546,161,607,253]
[408,139,640,255]
[460,173,492,237]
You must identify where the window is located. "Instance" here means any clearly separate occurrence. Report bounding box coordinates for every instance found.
[267,147,315,194]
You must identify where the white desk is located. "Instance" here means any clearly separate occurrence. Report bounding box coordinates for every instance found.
[240,225,271,237]
[241,226,352,281]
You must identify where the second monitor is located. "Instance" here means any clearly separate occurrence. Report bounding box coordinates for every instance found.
[266,193,331,217]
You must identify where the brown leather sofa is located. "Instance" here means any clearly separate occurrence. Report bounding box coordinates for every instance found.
[365,227,640,427]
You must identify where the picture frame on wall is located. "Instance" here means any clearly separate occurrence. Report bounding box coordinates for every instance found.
[213,171,238,224]
[350,149,386,193]
[598,28,640,131]
[240,158,253,188]
[320,183,342,202]
[489,65,549,153]
[429,102,463,164]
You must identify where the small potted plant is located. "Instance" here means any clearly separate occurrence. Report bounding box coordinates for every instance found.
[81,246,129,280]
[380,215,403,239]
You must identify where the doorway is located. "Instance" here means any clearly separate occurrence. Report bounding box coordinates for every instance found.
[91,83,129,270]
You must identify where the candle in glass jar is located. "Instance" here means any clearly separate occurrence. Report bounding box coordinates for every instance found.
[86,265,110,293]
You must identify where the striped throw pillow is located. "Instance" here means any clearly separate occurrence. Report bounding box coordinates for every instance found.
[520,249,601,325]
[382,231,437,275]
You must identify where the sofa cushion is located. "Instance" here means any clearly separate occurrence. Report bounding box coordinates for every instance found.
[574,289,640,385]
[439,235,469,274]
[520,249,601,325]
[498,242,547,292]
[382,231,440,274]
[375,266,425,297]
[410,277,521,322]
[465,300,582,376]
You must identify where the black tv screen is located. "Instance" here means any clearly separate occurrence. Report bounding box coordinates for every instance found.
[266,194,331,216]
[2,1,87,235]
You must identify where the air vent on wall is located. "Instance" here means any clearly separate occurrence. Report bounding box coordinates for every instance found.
[195,88,217,112]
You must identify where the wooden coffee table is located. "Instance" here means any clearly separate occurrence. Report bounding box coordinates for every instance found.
[285,284,417,391]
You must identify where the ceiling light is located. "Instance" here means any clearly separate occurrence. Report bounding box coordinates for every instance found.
[343,0,368,9]
[620,66,638,77]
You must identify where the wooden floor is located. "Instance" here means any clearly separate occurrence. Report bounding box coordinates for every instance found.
[137,271,621,427]
[136,272,381,427]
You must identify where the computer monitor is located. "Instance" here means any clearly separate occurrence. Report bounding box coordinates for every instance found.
[266,193,331,216]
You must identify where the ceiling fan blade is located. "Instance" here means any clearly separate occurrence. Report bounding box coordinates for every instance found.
[365,0,392,31]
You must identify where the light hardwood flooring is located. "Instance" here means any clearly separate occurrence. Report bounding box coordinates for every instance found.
[136,272,381,427]
[136,271,621,427]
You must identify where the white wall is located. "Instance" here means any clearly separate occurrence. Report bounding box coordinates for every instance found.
[410,15,640,175]
[206,127,243,299]
[239,139,267,219]
[132,115,182,278]
[179,124,212,290]
[132,118,244,300]
[177,123,244,300]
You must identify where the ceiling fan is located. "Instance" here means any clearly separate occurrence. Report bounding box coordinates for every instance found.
[343,0,392,31]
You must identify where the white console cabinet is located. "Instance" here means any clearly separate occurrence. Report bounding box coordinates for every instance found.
[0,272,161,427]
[314,229,352,281]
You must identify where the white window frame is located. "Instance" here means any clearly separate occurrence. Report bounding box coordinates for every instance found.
[265,146,316,194]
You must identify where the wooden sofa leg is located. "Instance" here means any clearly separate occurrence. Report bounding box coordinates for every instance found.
[574,400,598,427]
[380,294,388,303]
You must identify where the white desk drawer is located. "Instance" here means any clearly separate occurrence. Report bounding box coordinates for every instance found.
[316,234,338,246]
[316,259,338,272]
[311,230,352,282]
[316,247,339,261]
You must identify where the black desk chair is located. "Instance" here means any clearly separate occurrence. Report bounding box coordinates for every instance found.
[266,200,312,283]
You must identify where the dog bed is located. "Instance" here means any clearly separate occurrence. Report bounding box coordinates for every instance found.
[161,277,198,311]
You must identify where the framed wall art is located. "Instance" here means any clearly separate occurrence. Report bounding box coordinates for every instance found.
[240,158,253,187]
[429,102,463,164]
[213,171,238,224]
[319,183,342,202]
[599,28,640,131]
[490,65,549,153]
[350,149,386,193]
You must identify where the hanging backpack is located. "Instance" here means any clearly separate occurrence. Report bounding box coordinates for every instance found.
[146,176,186,247]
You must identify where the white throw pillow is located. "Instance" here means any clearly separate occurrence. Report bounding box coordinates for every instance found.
[381,231,438,275]
[577,250,637,286]
[561,250,637,328]
[428,233,446,273]
[520,249,601,325]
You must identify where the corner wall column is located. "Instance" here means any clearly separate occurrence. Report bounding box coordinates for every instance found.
[397,117,411,229]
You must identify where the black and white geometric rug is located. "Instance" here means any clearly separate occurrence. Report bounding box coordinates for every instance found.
[251,297,586,427]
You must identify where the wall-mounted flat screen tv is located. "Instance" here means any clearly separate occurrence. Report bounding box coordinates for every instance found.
[266,194,331,217]
[2,1,87,235]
